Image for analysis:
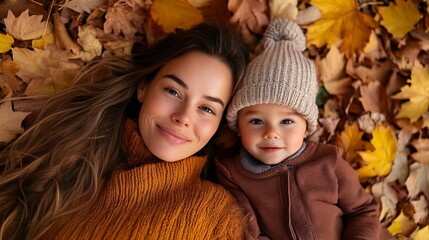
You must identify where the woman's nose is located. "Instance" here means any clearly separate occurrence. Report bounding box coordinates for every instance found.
[171,105,191,127]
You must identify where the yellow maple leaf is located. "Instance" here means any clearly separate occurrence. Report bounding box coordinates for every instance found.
[32,34,55,49]
[357,124,397,180]
[413,225,429,240]
[378,0,422,39]
[334,122,366,163]
[0,33,14,53]
[387,211,417,237]
[0,93,30,144]
[391,65,429,123]
[307,0,377,57]
[150,0,203,33]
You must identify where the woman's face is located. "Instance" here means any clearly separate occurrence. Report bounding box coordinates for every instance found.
[137,51,233,162]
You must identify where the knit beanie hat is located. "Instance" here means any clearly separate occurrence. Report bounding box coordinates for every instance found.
[227,19,319,134]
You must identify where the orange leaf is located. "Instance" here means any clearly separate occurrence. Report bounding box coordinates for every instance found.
[334,122,365,164]
[150,0,203,33]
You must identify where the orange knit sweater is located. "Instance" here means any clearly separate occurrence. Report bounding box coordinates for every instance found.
[42,120,246,239]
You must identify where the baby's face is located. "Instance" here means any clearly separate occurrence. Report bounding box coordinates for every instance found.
[237,104,307,165]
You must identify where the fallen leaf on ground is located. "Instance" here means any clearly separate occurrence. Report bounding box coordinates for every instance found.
[334,122,366,164]
[406,162,429,200]
[0,93,30,144]
[151,0,203,33]
[388,211,417,237]
[269,0,298,20]
[0,33,14,53]
[77,25,103,62]
[307,0,377,56]
[63,0,106,13]
[104,2,146,39]
[228,0,269,34]
[392,65,429,123]
[359,81,388,114]
[410,196,428,226]
[357,124,397,181]
[4,9,52,41]
[378,0,422,39]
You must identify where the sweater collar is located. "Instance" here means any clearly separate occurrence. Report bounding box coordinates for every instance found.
[122,119,207,178]
[240,142,307,173]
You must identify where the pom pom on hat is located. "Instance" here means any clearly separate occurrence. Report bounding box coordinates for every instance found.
[227,19,319,134]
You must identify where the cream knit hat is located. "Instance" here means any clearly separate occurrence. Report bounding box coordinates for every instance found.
[227,19,319,134]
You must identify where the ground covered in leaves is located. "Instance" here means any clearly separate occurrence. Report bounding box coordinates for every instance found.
[1,0,429,238]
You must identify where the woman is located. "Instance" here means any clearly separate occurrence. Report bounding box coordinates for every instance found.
[0,22,249,239]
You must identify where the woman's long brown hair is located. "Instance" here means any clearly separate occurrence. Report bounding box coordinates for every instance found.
[0,22,248,240]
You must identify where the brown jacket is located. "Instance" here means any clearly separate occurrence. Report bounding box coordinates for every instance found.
[216,141,391,240]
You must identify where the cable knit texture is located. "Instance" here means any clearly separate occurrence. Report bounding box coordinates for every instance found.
[227,19,319,134]
[42,119,246,239]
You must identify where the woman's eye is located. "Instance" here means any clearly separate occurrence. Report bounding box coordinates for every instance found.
[250,119,263,125]
[201,106,215,115]
[165,88,180,98]
[281,119,294,125]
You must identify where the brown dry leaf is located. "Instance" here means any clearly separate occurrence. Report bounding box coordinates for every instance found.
[269,0,298,20]
[372,181,399,223]
[323,98,340,119]
[0,93,30,144]
[388,211,418,237]
[318,117,339,142]
[104,2,146,39]
[188,0,212,8]
[386,130,412,184]
[361,30,387,62]
[4,9,52,41]
[346,58,395,85]
[228,0,269,35]
[77,25,103,62]
[357,112,386,134]
[359,81,388,115]
[151,0,203,33]
[410,195,428,226]
[63,0,107,13]
[0,77,12,99]
[334,122,366,164]
[1,56,23,93]
[307,0,377,57]
[392,39,421,71]
[316,46,352,95]
[392,65,429,123]
[378,0,422,39]
[406,162,429,200]
[12,45,83,95]
[410,139,429,163]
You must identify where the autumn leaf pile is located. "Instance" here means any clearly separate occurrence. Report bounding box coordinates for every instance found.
[1,0,429,238]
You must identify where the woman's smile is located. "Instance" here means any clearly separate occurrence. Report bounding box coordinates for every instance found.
[157,124,190,144]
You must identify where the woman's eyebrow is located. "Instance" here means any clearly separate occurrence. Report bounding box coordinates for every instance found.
[163,74,188,89]
[204,96,225,108]
[164,74,225,107]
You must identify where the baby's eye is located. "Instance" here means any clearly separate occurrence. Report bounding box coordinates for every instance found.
[200,106,215,115]
[250,119,264,125]
[281,119,294,125]
[165,88,180,98]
